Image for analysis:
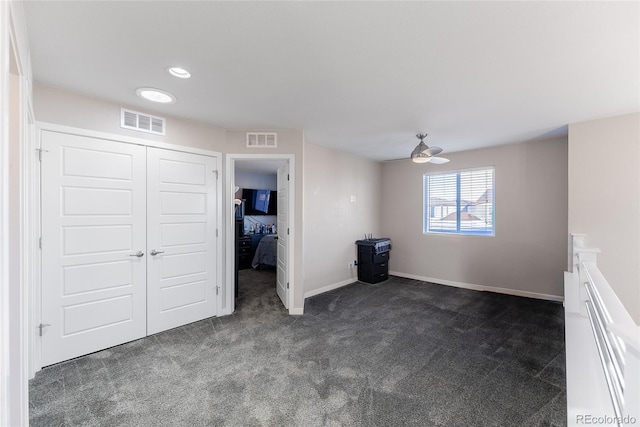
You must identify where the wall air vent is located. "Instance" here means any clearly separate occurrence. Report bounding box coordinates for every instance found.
[121,108,166,135]
[246,132,277,148]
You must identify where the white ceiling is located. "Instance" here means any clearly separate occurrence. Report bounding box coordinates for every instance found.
[22,1,639,161]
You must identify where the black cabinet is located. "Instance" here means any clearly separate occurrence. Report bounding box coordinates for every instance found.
[235,218,252,298]
[356,238,391,284]
[237,236,252,270]
[235,236,251,298]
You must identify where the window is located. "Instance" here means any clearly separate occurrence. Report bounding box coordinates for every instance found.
[423,167,494,235]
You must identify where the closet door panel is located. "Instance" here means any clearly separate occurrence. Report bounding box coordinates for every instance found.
[146,148,218,334]
[40,131,147,366]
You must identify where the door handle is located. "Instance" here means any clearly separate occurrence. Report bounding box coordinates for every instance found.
[129,251,144,257]
[150,249,165,256]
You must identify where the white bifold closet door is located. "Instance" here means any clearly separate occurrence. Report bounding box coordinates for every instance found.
[41,131,218,366]
[41,132,148,366]
[146,147,217,335]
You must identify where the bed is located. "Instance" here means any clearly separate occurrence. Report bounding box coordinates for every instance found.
[251,234,277,269]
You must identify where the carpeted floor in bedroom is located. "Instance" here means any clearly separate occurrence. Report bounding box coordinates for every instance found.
[30,269,566,426]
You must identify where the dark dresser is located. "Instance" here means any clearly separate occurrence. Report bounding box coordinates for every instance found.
[235,218,252,297]
[237,236,252,270]
[355,238,391,284]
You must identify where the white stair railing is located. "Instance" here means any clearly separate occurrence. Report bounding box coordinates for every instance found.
[565,234,639,426]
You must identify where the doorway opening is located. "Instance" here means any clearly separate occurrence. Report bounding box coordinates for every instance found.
[225,155,294,316]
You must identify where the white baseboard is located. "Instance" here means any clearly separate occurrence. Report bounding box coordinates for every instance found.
[289,307,304,316]
[389,271,564,302]
[222,303,304,316]
[303,277,358,300]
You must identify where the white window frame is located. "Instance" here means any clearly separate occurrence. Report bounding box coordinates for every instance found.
[423,167,495,236]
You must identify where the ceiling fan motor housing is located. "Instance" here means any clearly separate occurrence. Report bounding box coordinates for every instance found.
[409,132,449,164]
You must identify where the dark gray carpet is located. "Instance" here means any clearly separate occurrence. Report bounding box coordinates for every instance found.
[30,271,566,426]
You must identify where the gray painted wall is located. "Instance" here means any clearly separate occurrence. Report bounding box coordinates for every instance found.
[34,84,227,150]
[302,142,382,296]
[381,137,568,299]
[568,112,640,324]
[236,171,277,191]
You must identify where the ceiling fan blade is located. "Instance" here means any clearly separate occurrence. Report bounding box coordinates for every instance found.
[423,146,443,156]
[429,156,450,164]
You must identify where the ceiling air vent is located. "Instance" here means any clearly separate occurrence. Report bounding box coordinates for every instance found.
[121,108,166,135]
[246,132,277,148]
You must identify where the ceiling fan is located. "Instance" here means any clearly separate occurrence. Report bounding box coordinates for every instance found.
[410,133,450,164]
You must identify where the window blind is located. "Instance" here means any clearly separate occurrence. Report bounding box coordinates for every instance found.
[424,167,494,235]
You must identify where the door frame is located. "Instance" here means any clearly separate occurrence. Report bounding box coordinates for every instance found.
[2,3,34,423]
[32,122,223,373]
[224,154,296,315]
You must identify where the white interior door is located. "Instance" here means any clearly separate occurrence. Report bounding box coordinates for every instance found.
[146,148,218,334]
[41,131,147,366]
[276,164,289,309]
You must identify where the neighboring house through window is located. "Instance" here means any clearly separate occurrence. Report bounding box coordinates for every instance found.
[423,167,495,235]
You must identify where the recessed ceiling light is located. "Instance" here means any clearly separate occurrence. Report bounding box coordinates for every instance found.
[167,67,191,79]
[135,87,176,104]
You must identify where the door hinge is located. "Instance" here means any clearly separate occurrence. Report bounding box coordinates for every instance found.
[287,282,289,289]
[212,170,219,179]
[38,323,51,337]
[287,228,290,235]
[287,173,290,181]
[216,285,220,296]
[39,237,42,249]
[36,148,48,162]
